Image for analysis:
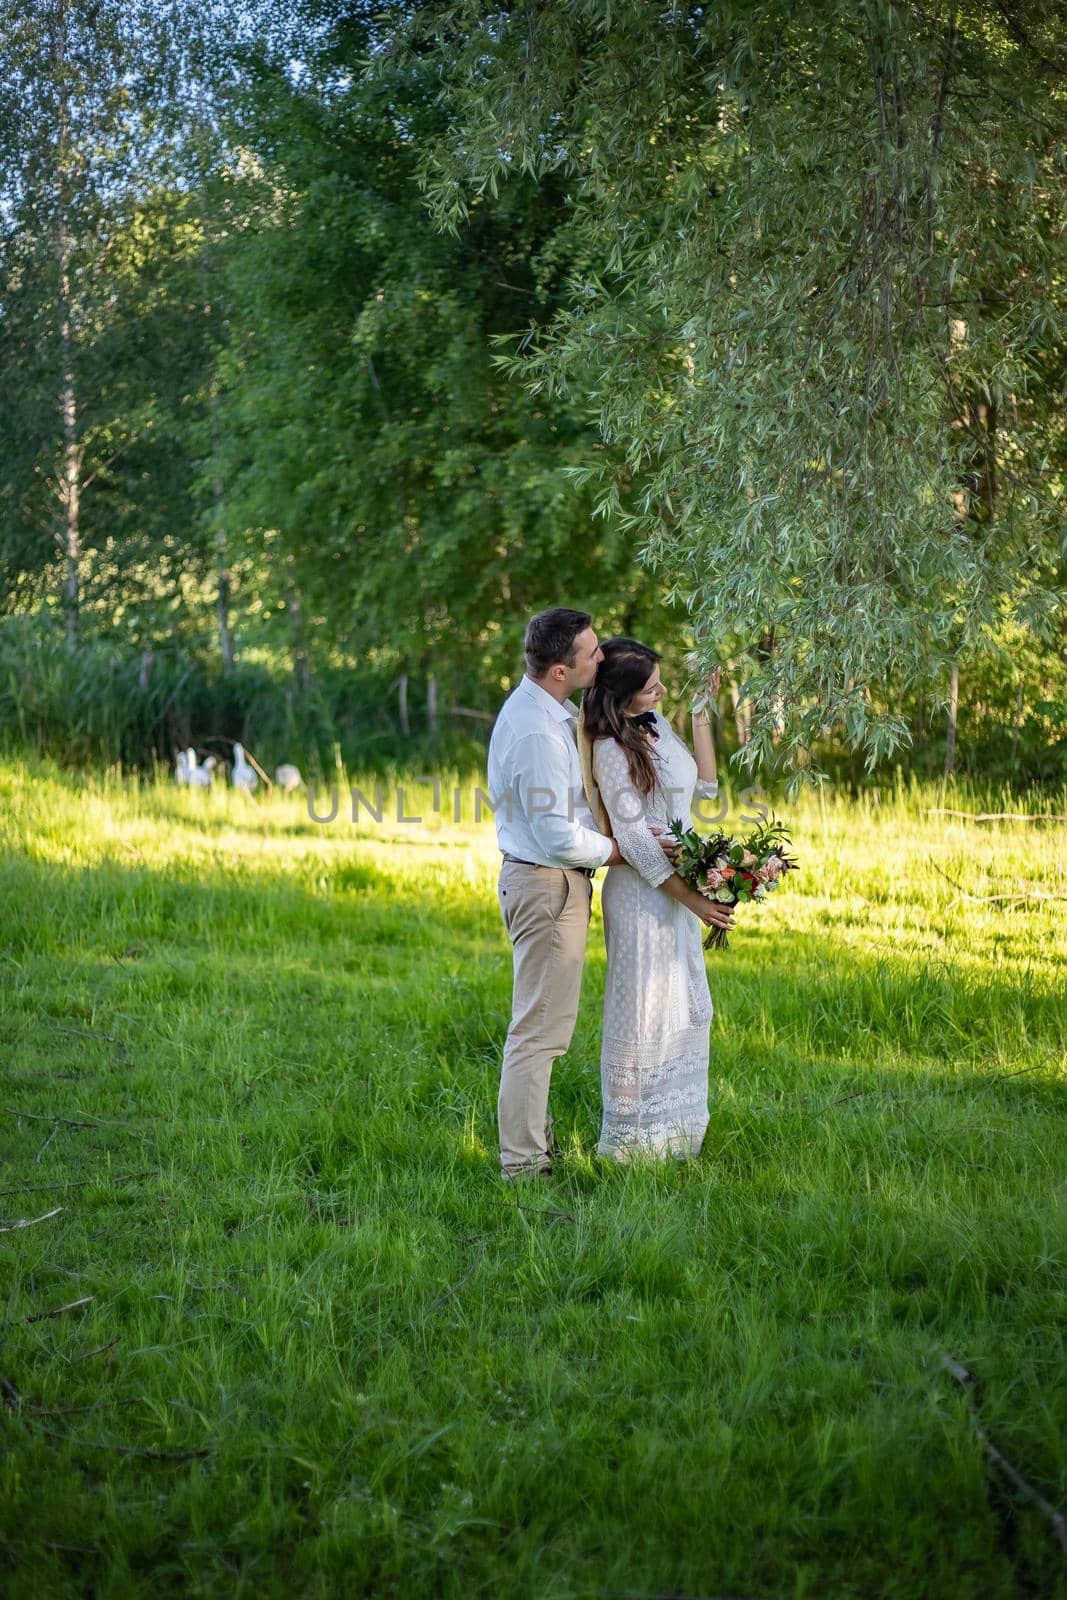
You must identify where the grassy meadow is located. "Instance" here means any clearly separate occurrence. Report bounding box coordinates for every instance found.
[1,756,1065,1599]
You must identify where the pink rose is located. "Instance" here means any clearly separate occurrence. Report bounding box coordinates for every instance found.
[741,849,757,867]
[765,854,784,879]
[705,868,723,889]
[720,865,736,879]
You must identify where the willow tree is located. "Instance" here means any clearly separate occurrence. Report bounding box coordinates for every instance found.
[210,35,677,715]
[379,0,1066,780]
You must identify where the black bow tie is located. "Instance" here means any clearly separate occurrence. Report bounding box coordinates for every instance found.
[630,711,659,738]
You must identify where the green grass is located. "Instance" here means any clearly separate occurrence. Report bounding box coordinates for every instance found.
[1,757,1065,1599]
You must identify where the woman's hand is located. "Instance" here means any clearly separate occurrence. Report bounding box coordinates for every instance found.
[691,664,722,719]
[686,889,735,930]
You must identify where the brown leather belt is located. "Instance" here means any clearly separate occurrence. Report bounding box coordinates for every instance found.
[502,853,595,879]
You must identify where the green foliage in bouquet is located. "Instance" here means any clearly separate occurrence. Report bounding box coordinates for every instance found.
[668,817,799,951]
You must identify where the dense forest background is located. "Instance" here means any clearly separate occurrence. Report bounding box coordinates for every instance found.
[1,0,1063,787]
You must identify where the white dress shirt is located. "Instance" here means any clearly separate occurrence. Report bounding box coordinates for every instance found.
[487,676,614,870]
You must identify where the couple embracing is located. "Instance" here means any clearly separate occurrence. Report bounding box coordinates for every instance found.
[488,607,735,1181]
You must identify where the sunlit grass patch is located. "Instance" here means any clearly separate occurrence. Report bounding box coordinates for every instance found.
[0,757,1064,1598]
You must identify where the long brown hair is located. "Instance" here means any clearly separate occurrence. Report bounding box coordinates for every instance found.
[581,638,663,796]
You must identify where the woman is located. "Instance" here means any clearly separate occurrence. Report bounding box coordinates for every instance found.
[579,639,734,1162]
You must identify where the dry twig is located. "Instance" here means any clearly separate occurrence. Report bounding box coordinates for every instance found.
[941,1355,1067,1557]
[831,1043,1063,1108]
[924,809,1067,823]
[487,1198,576,1222]
[27,1397,139,1417]
[928,858,1066,908]
[422,1242,487,1319]
[26,1295,94,1323]
[34,1124,60,1163]
[979,1043,1064,1087]
[71,1339,117,1363]
[4,1107,100,1129]
[36,1423,208,1461]
[0,1205,63,1234]
[53,1025,121,1045]
[952,890,1065,907]
[51,1023,130,1063]
[0,1170,149,1198]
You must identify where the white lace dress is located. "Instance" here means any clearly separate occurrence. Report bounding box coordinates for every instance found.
[592,712,719,1161]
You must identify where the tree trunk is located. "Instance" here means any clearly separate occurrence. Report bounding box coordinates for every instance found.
[285,557,310,693]
[427,674,438,734]
[55,20,81,651]
[207,381,233,670]
[944,659,959,777]
[754,629,784,743]
[198,157,234,673]
[59,314,81,648]
[729,678,749,746]
[398,672,410,737]
[138,650,155,694]
[1009,678,1024,766]
[216,520,234,673]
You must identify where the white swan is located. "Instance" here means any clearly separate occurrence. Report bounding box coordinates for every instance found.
[231,742,258,792]
[188,753,218,788]
[275,763,302,793]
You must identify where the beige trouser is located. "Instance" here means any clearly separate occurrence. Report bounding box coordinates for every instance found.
[497,860,593,1175]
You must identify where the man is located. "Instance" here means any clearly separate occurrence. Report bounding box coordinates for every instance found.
[487,607,673,1181]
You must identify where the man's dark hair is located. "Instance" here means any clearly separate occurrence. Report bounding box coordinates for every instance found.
[524,608,593,678]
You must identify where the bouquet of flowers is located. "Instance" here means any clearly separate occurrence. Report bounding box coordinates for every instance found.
[668,816,799,951]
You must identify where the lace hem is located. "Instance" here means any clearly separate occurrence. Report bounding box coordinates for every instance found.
[603,1073,708,1120]
[601,1023,710,1071]
[597,1107,709,1161]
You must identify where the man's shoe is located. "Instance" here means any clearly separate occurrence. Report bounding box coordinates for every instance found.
[501,1163,553,1183]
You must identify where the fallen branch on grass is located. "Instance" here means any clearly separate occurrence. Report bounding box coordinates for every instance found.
[71,1339,117,1363]
[36,1423,209,1461]
[34,1124,60,1163]
[27,1397,140,1417]
[26,1295,94,1323]
[53,1025,122,1045]
[831,1042,1064,1107]
[1,1381,140,1419]
[951,891,1066,907]
[3,1107,100,1129]
[0,1171,149,1198]
[422,1242,487,1319]
[3,1106,144,1133]
[941,1355,1067,1557]
[487,1198,576,1223]
[979,1043,1065,1087]
[0,1205,63,1234]
[928,859,1066,907]
[924,809,1067,823]
[51,1023,130,1063]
